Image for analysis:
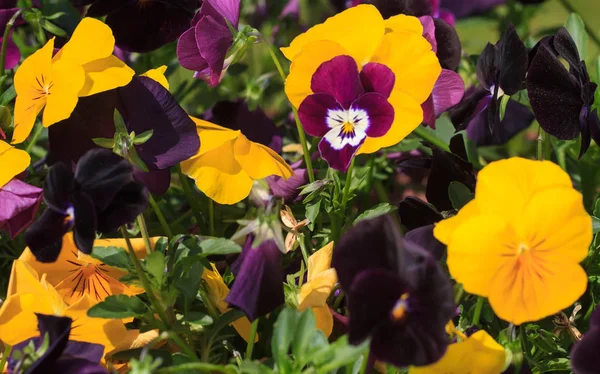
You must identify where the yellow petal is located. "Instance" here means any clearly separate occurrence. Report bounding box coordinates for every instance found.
[181,139,253,205]
[0,293,46,345]
[78,56,135,97]
[281,4,385,64]
[384,14,423,34]
[12,37,54,144]
[54,17,115,65]
[6,260,43,300]
[190,117,240,157]
[371,31,440,103]
[0,140,30,187]
[307,242,334,282]
[312,305,333,338]
[433,200,480,245]
[234,134,293,180]
[358,89,423,154]
[42,59,85,127]
[284,40,348,108]
[202,264,231,306]
[298,268,337,308]
[141,65,169,90]
[446,215,515,298]
[475,158,572,222]
[409,330,505,374]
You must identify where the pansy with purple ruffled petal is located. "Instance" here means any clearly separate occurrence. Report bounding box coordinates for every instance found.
[0,179,42,239]
[571,308,600,374]
[298,55,394,171]
[177,0,241,86]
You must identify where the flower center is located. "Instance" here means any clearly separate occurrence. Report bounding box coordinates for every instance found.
[391,293,410,323]
[63,205,75,229]
[342,122,354,134]
[81,263,97,278]
[517,242,529,255]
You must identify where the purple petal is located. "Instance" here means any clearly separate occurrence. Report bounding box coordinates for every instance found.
[431,69,464,117]
[3,33,19,69]
[352,93,394,137]
[177,27,208,72]
[226,239,284,321]
[205,0,241,27]
[52,357,108,374]
[405,224,445,260]
[360,63,395,98]
[466,99,533,146]
[72,191,98,255]
[96,181,149,234]
[298,93,343,137]
[419,16,437,52]
[398,196,443,230]
[134,168,171,196]
[0,179,42,239]
[311,55,363,108]
[422,96,436,128]
[279,0,299,19]
[265,168,308,203]
[438,10,456,26]
[24,208,69,263]
[118,76,199,170]
[194,13,233,86]
[362,0,432,19]
[319,129,365,172]
[433,18,461,71]
[439,0,505,18]
[571,325,600,373]
[62,341,105,364]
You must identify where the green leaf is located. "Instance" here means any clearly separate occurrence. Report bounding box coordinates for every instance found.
[40,20,66,37]
[299,179,330,196]
[144,251,165,288]
[499,94,511,122]
[592,216,600,234]
[133,129,154,145]
[114,109,128,135]
[0,105,11,131]
[291,309,317,367]
[0,85,16,106]
[305,199,321,231]
[312,335,369,371]
[199,238,242,256]
[91,246,131,270]
[448,181,474,210]
[271,308,297,371]
[87,295,149,319]
[92,137,115,149]
[353,203,397,224]
[565,13,588,60]
[126,145,149,172]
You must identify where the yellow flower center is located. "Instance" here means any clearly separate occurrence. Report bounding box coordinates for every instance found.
[342,122,355,134]
[517,242,529,255]
[81,263,97,278]
[391,293,410,322]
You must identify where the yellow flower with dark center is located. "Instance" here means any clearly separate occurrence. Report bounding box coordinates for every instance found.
[12,17,134,144]
[434,157,592,325]
[181,117,293,205]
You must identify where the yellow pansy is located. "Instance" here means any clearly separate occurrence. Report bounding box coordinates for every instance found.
[181,117,293,205]
[141,65,170,90]
[0,140,30,187]
[282,5,440,155]
[297,242,337,337]
[12,17,134,144]
[434,158,591,325]
[201,264,258,342]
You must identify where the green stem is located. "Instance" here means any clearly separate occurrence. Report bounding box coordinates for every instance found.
[245,318,259,359]
[0,345,11,373]
[148,195,174,239]
[537,126,544,161]
[558,0,600,49]
[298,234,309,266]
[0,9,21,75]
[359,349,370,374]
[340,159,355,216]
[137,215,153,254]
[156,363,235,374]
[176,165,205,229]
[472,297,485,326]
[25,124,43,153]
[167,332,199,362]
[120,226,170,327]
[208,199,215,237]
[413,126,450,152]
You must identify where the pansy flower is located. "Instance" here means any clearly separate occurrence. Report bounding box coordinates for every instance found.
[7,314,107,374]
[449,24,534,146]
[19,232,156,305]
[527,28,600,158]
[332,215,455,367]
[434,158,591,325]
[71,0,197,52]
[177,0,241,86]
[0,139,30,187]
[0,179,42,239]
[571,308,600,374]
[283,5,441,168]
[181,117,293,205]
[25,149,148,263]
[12,17,134,144]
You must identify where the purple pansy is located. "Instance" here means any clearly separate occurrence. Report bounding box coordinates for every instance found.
[298,55,395,171]
[0,179,42,239]
[177,0,241,86]
[571,308,600,374]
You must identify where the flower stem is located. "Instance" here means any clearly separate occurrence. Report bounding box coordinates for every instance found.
[0,344,11,372]
[413,126,450,152]
[176,165,205,230]
[472,297,485,326]
[148,195,174,239]
[334,159,355,240]
[208,199,215,236]
[0,9,21,76]
[137,215,153,254]
[245,318,259,359]
[167,331,199,362]
[25,124,43,153]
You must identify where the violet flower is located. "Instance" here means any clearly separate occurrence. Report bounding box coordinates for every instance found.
[450,24,534,145]
[71,0,198,52]
[571,308,600,374]
[0,179,42,239]
[527,28,600,158]
[332,215,455,367]
[177,0,241,86]
[8,314,106,374]
[25,149,148,262]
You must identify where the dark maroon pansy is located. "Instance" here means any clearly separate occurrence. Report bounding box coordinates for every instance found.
[298,55,394,172]
[8,314,106,374]
[48,76,200,195]
[450,24,534,146]
[398,197,445,260]
[25,149,148,263]
[332,215,455,367]
[0,179,42,239]
[226,238,284,321]
[71,0,197,52]
[177,0,241,86]
[571,308,600,374]
[527,28,600,158]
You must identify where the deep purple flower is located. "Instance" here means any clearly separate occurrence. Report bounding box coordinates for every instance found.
[48,76,200,195]
[71,0,197,52]
[399,197,445,260]
[8,314,106,374]
[177,0,241,86]
[298,55,395,171]
[265,167,308,203]
[450,24,534,145]
[25,149,148,263]
[332,215,455,367]
[0,179,42,239]
[571,308,600,374]
[439,0,504,18]
[527,28,600,158]
[226,238,284,321]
